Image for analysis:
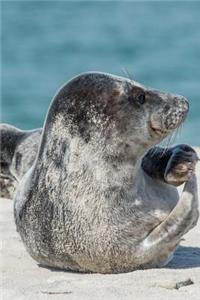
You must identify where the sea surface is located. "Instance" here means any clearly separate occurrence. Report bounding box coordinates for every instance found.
[2,1,200,145]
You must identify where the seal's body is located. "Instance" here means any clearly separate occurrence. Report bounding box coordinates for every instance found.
[14,73,199,273]
[0,124,41,198]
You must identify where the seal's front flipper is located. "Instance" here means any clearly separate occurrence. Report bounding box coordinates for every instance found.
[164,145,199,186]
[141,146,173,182]
[142,144,199,187]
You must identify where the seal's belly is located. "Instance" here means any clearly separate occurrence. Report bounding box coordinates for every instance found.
[15,170,180,274]
[17,192,178,273]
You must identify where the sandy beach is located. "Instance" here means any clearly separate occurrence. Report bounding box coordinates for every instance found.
[1,148,200,300]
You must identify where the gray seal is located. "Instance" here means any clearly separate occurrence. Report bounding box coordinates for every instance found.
[0,124,42,198]
[14,72,199,273]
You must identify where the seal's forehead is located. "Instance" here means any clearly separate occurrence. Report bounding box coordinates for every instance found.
[69,71,125,83]
[54,72,150,104]
[68,71,148,90]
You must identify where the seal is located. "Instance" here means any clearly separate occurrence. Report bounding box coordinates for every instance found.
[0,124,42,198]
[14,72,199,273]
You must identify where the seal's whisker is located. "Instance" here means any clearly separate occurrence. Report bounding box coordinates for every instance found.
[149,146,160,158]
[171,122,184,146]
[177,123,183,138]
[160,134,173,157]
[160,137,169,156]
[121,67,134,81]
[171,128,179,145]
[120,67,133,97]
[170,129,179,146]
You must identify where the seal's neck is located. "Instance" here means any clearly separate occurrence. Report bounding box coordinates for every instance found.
[69,137,147,191]
[39,122,152,195]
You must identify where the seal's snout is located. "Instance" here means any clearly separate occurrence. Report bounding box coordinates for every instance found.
[174,96,189,114]
[164,96,189,130]
[149,93,189,139]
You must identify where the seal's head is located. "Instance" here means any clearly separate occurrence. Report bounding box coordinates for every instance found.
[0,124,22,180]
[45,72,189,158]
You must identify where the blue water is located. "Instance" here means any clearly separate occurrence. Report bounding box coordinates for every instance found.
[2,1,200,145]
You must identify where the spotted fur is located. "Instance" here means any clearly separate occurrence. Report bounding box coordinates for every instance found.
[14,72,198,273]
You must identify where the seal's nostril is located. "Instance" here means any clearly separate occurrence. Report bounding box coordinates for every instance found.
[163,104,170,113]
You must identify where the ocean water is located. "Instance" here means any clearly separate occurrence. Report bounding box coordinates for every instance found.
[2,1,200,145]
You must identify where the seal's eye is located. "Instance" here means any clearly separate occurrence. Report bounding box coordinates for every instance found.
[127,90,146,106]
[137,93,146,105]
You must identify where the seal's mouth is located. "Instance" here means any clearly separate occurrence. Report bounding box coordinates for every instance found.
[149,98,189,138]
[149,123,168,136]
[149,121,169,137]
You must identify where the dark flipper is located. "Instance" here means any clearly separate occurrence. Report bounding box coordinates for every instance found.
[142,144,199,186]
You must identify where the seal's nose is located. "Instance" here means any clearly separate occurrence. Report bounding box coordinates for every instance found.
[163,104,171,113]
[174,96,189,114]
[164,95,189,130]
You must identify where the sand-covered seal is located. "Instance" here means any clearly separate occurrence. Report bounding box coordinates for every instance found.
[14,72,199,273]
[0,124,42,198]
